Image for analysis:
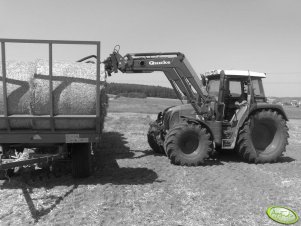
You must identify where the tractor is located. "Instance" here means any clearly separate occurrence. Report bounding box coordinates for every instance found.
[103,49,289,165]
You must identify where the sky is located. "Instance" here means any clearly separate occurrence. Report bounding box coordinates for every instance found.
[1,0,300,97]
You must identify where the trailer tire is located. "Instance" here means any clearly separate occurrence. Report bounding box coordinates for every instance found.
[72,143,92,178]
[164,123,212,166]
[237,110,289,163]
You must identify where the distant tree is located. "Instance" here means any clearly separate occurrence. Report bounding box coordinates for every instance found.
[106,83,177,99]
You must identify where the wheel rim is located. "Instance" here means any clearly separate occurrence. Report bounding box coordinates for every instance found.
[178,131,199,155]
[251,118,279,154]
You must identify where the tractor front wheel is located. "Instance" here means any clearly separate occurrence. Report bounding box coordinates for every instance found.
[147,121,165,154]
[237,110,289,163]
[164,123,212,166]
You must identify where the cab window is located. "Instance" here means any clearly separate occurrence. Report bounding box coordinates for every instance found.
[229,80,241,97]
[252,79,264,96]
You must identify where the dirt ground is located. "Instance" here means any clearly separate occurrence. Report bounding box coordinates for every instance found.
[0,113,301,225]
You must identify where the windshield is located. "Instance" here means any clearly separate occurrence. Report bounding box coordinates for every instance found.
[207,79,220,100]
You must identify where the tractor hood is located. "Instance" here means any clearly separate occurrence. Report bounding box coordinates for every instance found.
[163,104,195,130]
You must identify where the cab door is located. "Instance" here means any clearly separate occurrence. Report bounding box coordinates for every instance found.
[224,79,244,120]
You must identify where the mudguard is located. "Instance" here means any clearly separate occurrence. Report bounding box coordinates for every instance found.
[224,103,288,149]
[248,103,288,121]
[180,116,222,146]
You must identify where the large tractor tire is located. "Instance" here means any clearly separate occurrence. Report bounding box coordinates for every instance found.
[164,123,212,166]
[72,143,92,178]
[147,122,165,154]
[237,110,289,163]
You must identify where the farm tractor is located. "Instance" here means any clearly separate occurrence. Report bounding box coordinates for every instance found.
[104,48,289,166]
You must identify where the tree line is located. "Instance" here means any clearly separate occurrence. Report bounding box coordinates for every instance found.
[106,83,177,99]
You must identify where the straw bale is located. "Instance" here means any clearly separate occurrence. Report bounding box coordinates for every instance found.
[0,61,36,129]
[0,59,107,130]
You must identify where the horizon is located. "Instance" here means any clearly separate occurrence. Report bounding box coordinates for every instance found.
[106,82,301,99]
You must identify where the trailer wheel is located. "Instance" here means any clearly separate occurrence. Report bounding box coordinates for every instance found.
[164,123,212,166]
[72,143,92,178]
[237,110,289,163]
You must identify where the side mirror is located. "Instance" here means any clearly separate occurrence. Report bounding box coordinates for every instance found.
[201,74,207,86]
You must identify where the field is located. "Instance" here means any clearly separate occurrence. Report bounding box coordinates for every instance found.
[107,96,183,114]
[281,105,301,119]
[0,97,301,225]
[108,96,301,119]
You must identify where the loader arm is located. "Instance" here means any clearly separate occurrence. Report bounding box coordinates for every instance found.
[103,50,209,115]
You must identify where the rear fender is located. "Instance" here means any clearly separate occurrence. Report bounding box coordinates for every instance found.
[249,104,288,121]
[235,104,288,142]
[225,103,288,149]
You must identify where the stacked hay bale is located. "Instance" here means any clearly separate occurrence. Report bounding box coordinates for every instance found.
[0,61,36,129]
[0,59,107,131]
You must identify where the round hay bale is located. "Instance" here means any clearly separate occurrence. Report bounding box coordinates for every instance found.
[0,61,36,129]
[0,59,107,131]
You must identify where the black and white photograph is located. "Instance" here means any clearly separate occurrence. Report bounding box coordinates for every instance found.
[0,0,300,225]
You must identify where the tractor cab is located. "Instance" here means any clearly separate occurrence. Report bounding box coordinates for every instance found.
[202,70,267,121]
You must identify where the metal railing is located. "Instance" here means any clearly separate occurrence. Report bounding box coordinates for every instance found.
[0,38,101,133]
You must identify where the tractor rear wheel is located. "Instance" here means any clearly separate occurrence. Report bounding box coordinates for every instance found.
[237,110,289,163]
[164,123,212,166]
[147,121,165,154]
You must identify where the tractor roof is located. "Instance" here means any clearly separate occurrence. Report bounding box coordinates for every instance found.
[203,70,266,78]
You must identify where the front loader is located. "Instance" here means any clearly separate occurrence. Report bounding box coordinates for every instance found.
[103,48,289,165]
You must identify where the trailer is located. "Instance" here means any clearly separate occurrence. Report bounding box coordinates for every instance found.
[0,38,104,178]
